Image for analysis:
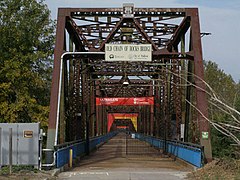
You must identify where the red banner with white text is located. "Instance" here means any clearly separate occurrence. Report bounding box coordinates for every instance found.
[96,97,154,106]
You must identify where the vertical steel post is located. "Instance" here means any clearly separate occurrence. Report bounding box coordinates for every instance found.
[154,77,160,137]
[75,60,82,140]
[65,36,73,142]
[150,105,154,136]
[163,115,167,154]
[159,70,165,139]
[149,84,154,136]
[82,61,89,154]
[46,9,67,151]
[143,107,146,135]
[68,53,73,140]
[100,106,103,135]
[163,67,168,153]
[86,77,90,154]
[90,79,95,137]
[181,35,186,141]
[85,103,90,155]
[145,107,148,135]
[167,64,172,139]
[184,30,193,142]
[146,107,148,135]
[95,81,101,136]
[95,105,99,136]
[188,8,212,162]
[103,106,106,134]
[184,60,193,142]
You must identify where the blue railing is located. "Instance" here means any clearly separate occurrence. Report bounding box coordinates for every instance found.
[55,131,117,168]
[134,133,203,168]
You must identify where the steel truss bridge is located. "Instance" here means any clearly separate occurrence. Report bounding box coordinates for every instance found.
[46,4,212,168]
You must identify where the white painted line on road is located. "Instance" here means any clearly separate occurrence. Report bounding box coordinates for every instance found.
[73,172,109,175]
[66,171,109,177]
[63,170,188,179]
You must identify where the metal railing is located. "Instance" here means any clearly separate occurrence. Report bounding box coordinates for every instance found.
[54,131,117,168]
[133,133,204,168]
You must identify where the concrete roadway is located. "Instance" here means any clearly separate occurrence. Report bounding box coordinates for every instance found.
[57,133,192,180]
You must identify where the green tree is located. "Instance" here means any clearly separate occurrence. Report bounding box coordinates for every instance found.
[204,61,237,105]
[234,82,240,111]
[0,0,55,130]
[204,61,239,158]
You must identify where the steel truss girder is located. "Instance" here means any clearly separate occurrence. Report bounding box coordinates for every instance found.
[47,7,212,163]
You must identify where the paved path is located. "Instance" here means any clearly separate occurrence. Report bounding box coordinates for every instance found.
[57,133,191,180]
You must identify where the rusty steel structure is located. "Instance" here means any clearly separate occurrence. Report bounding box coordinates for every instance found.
[46,5,212,162]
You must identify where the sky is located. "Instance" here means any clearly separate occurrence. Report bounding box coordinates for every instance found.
[44,0,240,82]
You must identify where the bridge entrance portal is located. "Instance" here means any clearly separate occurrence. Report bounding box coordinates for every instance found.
[46,4,212,167]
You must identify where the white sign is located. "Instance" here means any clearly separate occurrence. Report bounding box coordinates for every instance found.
[123,3,134,18]
[105,44,152,61]
[180,124,185,140]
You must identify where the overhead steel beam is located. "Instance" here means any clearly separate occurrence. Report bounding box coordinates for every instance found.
[133,18,158,51]
[66,16,89,50]
[99,17,124,50]
[167,16,191,51]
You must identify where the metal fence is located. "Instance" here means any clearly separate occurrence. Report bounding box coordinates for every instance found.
[0,123,41,168]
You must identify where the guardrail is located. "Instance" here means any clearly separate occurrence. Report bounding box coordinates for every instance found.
[134,133,203,168]
[55,131,117,168]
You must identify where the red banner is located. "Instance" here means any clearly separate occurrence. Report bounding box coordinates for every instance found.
[116,126,127,129]
[96,97,154,106]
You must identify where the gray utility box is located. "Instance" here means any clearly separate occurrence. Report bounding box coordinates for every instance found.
[0,123,40,168]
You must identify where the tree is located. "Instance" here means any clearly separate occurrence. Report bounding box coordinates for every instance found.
[0,0,55,130]
[204,61,237,106]
[204,61,240,158]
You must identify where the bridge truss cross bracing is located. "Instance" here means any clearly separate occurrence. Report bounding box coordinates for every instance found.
[46,5,212,162]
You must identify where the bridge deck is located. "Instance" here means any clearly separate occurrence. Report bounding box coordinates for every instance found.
[58,133,192,179]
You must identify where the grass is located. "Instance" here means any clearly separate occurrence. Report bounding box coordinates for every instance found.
[0,165,38,175]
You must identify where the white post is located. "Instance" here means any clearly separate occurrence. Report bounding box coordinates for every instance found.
[9,128,12,174]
